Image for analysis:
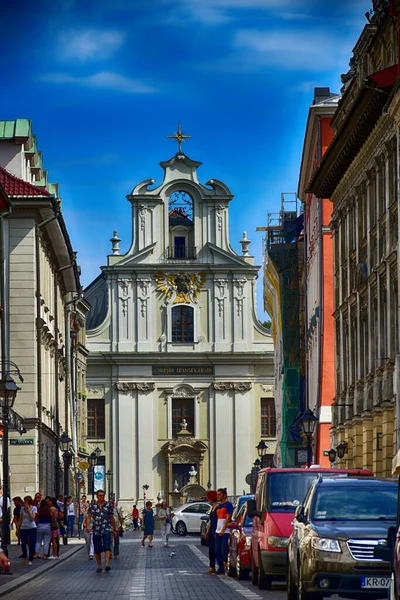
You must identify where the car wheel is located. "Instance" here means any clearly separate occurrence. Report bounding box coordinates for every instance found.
[237,553,248,580]
[227,552,236,577]
[287,559,297,600]
[175,521,187,536]
[251,555,258,586]
[297,559,321,600]
[258,551,272,590]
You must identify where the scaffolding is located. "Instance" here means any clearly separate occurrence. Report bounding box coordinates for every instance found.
[262,193,305,467]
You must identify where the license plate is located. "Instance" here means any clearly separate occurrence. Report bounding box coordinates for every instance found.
[361,577,391,589]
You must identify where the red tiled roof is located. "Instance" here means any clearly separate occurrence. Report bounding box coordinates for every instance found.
[0,165,51,197]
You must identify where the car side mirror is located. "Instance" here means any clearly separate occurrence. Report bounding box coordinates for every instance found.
[200,515,209,521]
[294,505,305,523]
[227,522,237,530]
[247,499,263,520]
[373,544,393,565]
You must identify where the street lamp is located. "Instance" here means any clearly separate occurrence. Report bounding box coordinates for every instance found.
[256,440,269,468]
[142,483,149,505]
[250,459,261,493]
[0,373,20,556]
[336,443,348,460]
[88,451,97,500]
[95,446,101,458]
[300,409,318,468]
[328,448,337,464]
[59,432,72,530]
[106,469,113,499]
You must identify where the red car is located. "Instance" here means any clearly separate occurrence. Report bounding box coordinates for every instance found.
[227,503,253,580]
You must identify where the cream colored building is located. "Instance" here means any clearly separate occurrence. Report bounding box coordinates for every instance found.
[85,149,274,508]
[0,120,88,498]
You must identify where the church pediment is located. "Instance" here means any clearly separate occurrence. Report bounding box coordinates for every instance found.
[207,242,250,267]
[114,242,157,266]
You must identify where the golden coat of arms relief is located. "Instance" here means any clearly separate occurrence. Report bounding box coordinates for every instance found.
[155,271,206,304]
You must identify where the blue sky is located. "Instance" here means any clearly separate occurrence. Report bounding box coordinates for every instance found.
[2,0,370,318]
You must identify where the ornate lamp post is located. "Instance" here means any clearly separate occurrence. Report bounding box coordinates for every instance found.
[106,469,113,499]
[142,484,149,505]
[60,432,73,524]
[328,448,337,465]
[250,458,261,493]
[300,409,318,468]
[256,440,269,469]
[0,373,20,556]
[88,451,97,500]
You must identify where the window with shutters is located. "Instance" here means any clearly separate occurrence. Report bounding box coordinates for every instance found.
[87,398,105,438]
[261,398,276,437]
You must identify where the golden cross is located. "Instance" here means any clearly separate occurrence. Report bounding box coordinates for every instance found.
[167,123,192,153]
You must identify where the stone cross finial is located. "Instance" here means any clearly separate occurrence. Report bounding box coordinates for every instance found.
[110,230,121,255]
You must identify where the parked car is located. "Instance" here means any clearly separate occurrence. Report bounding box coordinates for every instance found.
[247,467,373,590]
[227,503,253,580]
[287,477,397,600]
[200,510,210,545]
[232,494,254,522]
[171,501,211,536]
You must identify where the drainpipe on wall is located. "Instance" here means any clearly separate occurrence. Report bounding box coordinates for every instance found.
[54,278,60,497]
[315,115,324,464]
[35,228,43,493]
[396,125,400,452]
[65,304,77,452]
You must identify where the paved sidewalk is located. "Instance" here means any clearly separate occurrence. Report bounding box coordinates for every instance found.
[0,538,84,596]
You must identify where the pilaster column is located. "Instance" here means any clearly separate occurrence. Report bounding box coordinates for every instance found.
[362,412,373,472]
[166,395,172,439]
[381,402,395,476]
[372,408,382,476]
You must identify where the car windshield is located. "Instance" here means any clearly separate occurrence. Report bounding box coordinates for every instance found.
[267,472,324,511]
[312,486,397,521]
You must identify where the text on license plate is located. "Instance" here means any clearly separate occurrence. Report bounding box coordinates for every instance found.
[361,577,391,589]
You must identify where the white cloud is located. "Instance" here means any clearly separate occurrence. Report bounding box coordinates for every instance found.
[39,72,157,94]
[233,29,351,71]
[59,29,125,62]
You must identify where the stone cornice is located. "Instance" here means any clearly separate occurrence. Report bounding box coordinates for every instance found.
[115,382,155,393]
[212,382,252,391]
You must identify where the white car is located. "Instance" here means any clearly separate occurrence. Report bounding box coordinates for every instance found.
[171,501,211,536]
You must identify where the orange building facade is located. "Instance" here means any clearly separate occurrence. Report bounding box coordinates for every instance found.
[298,88,339,466]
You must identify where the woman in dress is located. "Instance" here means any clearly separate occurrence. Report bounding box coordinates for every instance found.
[141,501,154,547]
[158,501,171,547]
[35,499,52,559]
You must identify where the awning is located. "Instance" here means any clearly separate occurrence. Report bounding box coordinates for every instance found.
[368,64,399,89]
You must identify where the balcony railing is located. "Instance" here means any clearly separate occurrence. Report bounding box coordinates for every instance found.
[165,246,197,260]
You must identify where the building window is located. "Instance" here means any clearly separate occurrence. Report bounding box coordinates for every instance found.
[172,397,194,437]
[87,398,105,438]
[261,398,276,437]
[172,305,194,342]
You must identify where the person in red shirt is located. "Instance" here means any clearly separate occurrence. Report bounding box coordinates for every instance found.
[215,488,233,575]
[132,505,139,530]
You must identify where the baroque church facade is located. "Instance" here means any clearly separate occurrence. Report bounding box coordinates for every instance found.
[85,147,274,508]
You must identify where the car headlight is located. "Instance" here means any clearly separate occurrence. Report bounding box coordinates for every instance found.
[245,536,252,547]
[311,537,341,553]
[267,536,289,548]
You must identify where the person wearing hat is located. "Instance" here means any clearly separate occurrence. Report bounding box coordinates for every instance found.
[205,490,218,574]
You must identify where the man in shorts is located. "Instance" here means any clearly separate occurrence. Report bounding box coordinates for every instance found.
[86,490,117,573]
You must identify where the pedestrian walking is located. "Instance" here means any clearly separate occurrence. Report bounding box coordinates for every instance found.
[132,504,139,530]
[66,496,76,537]
[141,501,154,547]
[83,511,94,560]
[158,501,171,547]
[205,490,218,574]
[35,499,52,559]
[109,499,123,559]
[86,489,117,573]
[32,492,42,507]
[17,496,38,566]
[214,488,233,575]
[48,498,60,559]
[12,497,23,545]
[79,495,89,534]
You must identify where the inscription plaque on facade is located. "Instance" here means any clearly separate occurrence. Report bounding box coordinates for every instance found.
[10,438,34,445]
[152,366,214,376]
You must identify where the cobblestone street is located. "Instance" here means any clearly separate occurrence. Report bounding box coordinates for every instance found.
[3,531,346,600]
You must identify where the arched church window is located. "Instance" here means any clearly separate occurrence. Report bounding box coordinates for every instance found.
[171,305,194,343]
[168,191,195,259]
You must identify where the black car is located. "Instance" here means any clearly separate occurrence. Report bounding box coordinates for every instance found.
[287,477,397,600]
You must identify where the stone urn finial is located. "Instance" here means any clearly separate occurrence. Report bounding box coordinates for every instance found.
[110,230,121,255]
[240,231,251,256]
